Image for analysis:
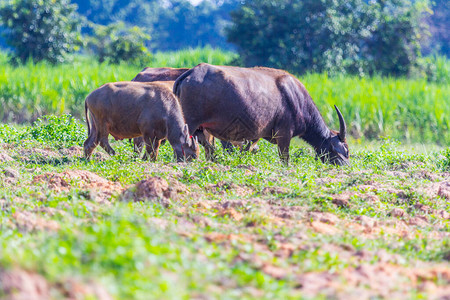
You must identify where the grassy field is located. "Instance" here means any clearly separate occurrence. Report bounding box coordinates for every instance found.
[0,116,449,299]
[0,48,449,144]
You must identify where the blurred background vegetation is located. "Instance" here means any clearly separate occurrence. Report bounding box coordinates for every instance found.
[0,0,448,144]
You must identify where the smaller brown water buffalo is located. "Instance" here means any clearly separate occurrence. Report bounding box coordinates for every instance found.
[131,67,189,152]
[174,63,349,165]
[84,81,199,161]
[130,66,249,157]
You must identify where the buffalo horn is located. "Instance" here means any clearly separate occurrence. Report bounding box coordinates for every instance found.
[334,105,346,141]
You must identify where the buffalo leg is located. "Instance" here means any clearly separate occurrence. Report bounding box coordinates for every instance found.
[97,124,115,156]
[275,135,291,164]
[84,130,98,160]
[194,129,216,161]
[221,141,234,153]
[142,135,161,161]
[133,137,144,154]
[244,139,260,153]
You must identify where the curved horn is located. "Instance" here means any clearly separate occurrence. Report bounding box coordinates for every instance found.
[334,105,346,141]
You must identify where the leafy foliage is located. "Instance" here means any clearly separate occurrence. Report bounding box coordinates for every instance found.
[25,114,86,148]
[227,0,431,76]
[87,22,151,64]
[423,0,449,57]
[0,0,82,63]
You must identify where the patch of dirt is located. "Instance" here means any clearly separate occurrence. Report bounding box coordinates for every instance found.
[33,170,123,202]
[33,206,67,217]
[11,211,60,232]
[204,232,253,244]
[296,263,450,299]
[389,207,407,218]
[1,167,19,185]
[0,268,49,300]
[258,186,289,195]
[315,176,346,185]
[121,176,187,207]
[0,268,112,300]
[18,148,62,162]
[308,212,340,225]
[261,263,287,279]
[437,181,450,200]
[412,170,440,181]
[408,216,429,227]
[59,145,83,157]
[216,208,243,221]
[0,151,13,162]
[56,278,112,300]
[206,181,252,197]
[310,221,341,235]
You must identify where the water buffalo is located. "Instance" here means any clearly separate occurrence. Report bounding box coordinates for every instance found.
[131,67,253,158]
[173,63,349,165]
[131,67,189,152]
[84,81,199,161]
[132,67,189,82]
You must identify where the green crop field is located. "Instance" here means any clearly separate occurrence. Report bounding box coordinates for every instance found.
[0,48,449,144]
[0,49,449,299]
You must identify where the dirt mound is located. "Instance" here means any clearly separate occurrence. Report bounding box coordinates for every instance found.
[0,268,49,300]
[0,268,112,300]
[121,176,187,207]
[296,263,450,299]
[33,170,123,202]
[12,211,60,232]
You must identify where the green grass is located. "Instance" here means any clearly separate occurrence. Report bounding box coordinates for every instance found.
[0,115,449,299]
[0,48,448,144]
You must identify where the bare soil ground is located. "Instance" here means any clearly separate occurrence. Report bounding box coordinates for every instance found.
[0,141,449,299]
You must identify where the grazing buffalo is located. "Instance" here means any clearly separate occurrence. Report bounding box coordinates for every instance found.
[84,81,199,161]
[173,63,349,165]
[131,67,189,152]
[131,66,253,158]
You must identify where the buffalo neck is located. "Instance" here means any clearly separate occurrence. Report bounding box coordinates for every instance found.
[300,100,331,151]
[166,107,186,149]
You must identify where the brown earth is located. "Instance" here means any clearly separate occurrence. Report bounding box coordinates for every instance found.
[0,268,112,300]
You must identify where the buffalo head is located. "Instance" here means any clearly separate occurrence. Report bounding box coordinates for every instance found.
[177,124,200,161]
[318,105,350,166]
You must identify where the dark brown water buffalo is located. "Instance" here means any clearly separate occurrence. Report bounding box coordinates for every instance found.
[132,67,189,82]
[84,81,199,161]
[173,63,349,165]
